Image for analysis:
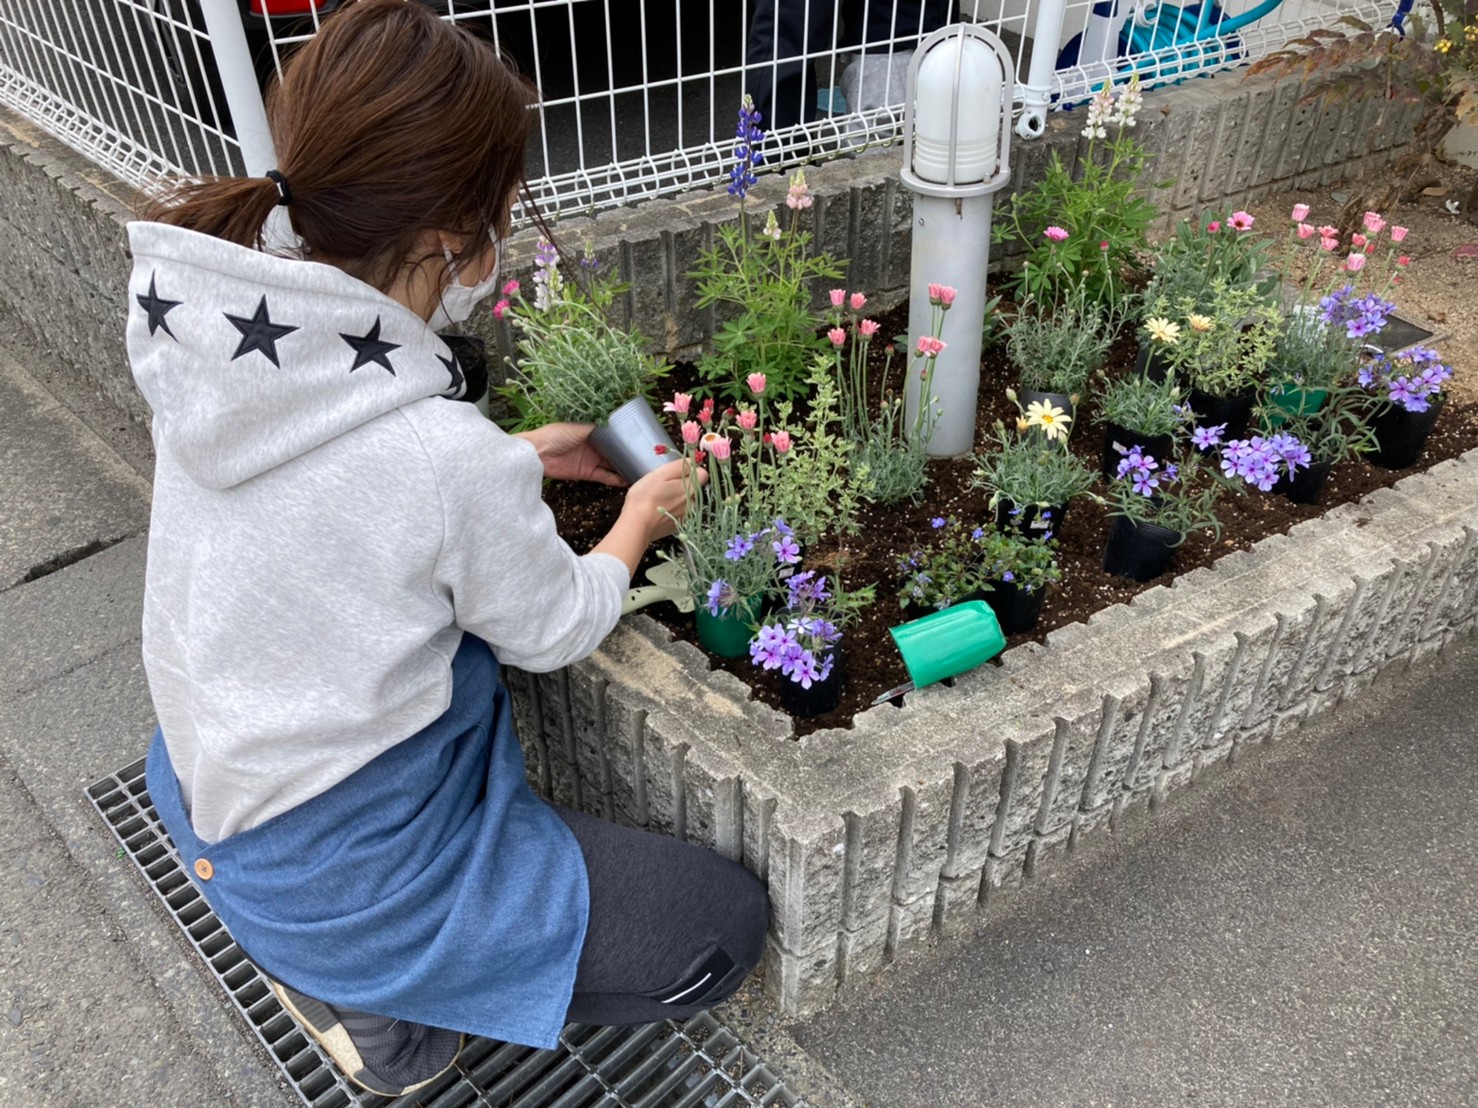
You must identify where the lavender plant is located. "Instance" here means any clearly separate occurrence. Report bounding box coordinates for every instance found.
[1097,371,1185,437]
[970,420,1098,512]
[1004,284,1113,397]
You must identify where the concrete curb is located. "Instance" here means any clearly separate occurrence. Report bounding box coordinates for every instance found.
[505,450,1478,1016]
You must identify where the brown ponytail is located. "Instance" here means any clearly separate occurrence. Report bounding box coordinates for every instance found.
[143,0,537,292]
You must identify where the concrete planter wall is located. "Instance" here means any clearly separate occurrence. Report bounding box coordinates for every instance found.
[504,454,1478,1016]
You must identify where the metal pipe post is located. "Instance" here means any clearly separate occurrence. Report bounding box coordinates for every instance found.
[197,0,276,175]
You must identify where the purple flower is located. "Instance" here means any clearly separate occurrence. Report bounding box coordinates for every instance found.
[971,527,985,541]
[788,650,823,688]
[786,571,831,609]
[1191,423,1226,451]
[931,517,947,529]
[727,96,765,199]
[772,534,801,564]
[749,624,793,671]
[772,518,794,537]
[724,533,755,561]
[1002,570,1015,582]
[1131,468,1161,496]
[706,578,736,616]
[1164,462,1180,481]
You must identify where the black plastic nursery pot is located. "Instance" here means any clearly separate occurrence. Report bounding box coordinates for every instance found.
[1187,388,1256,440]
[1100,422,1174,482]
[1279,459,1333,505]
[779,648,844,717]
[1101,516,1181,582]
[1135,343,1176,384]
[984,579,1045,634]
[1369,395,1445,470]
[994,499,1069,539]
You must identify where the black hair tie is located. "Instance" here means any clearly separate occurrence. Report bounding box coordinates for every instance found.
[265,169,293,207]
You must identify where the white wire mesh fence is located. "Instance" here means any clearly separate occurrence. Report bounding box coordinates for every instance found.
[0,0,1400,221]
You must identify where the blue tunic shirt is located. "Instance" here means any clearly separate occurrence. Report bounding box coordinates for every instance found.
[147,634,589,1049]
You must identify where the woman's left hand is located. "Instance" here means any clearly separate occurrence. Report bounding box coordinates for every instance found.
[518,423,626,487]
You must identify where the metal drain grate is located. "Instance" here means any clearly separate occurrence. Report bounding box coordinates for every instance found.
[88,758,800,1108]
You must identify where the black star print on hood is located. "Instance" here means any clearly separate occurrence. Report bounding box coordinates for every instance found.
[225,296,299,367]
[341,317,401,375]
[136,272,181,339]
[438,352,465,396]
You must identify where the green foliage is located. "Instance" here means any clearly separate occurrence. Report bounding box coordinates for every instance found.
[1004,289,1114,395]
[1155,279,1283,397]
[1271,308,1362,391]
[1257,380,1379,465]
[855,434,931,505]
[970,421,1100,510]
[691,206,845,404]
[994,77,1164,310]
[1105,446,1232,542]
[1097,371,1184,437]
[754,359,863,546]
[896,518,1062,611]
[1140,210,1279,316]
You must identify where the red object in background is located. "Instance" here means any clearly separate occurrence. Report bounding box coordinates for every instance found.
[248,1,326,16]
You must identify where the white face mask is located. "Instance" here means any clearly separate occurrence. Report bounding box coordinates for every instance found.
[429,231,501,331]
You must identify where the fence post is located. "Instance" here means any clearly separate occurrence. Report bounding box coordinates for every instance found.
[1017,0,1068,139]
[197,0,276,175]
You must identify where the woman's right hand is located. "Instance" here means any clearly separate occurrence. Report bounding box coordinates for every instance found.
[622,459,702,543]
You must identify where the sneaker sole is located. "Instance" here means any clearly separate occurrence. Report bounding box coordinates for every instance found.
[269,979,462,1097]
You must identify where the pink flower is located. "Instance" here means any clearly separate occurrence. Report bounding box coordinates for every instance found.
[501,279,521,296]
[663,391,692,415]
[694,450,707,464]
[1099,240,1110,251]
[827,327,847,347]
[1296,223,1315,240]
[1317,224,1339,239]
[1319,236,1339,252]
[708,435,732,461]
[1390,225,1409,243]
[1397,255,1411,267]
[1350,232,1367,248]
[771,430,793,453]
[652,443,668,456]
[737,409,758,431]
[491,298,510,321]
[916,336,947,358]
[747,373,767,395]
[1344,252,1367,273]
[1229,211,1254,231]
[1291,203,1311,221]
[938,286,957,306]
[1206,221,1221,233]
[928,282,945,303]
[849,292,867,311]
[1043,226,1068,242]
[698,398,715,426]
[681,420,700,444]
[1362,211,1386,234]
[829,288,847,308]
[858,318,880,338]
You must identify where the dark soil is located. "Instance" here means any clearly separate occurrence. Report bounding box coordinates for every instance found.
[543,304,1478,735]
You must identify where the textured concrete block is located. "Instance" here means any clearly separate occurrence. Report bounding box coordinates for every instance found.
[602,681,651,828]
[835,917,890,982]
[1152,761,1195,808]
[1081,679,1151,811]
[941,753,1006,879]
[1274,88,1323,181]
[1282,582,1360,708]
[682,754,741,856]
[933,869,985,933]
[762,936,838,1017]
[1230,81,1277,196]
[531,669,583,808]
[1036,698,1105,835]
[886,891,938,960]
[640,721,688,839]
[1170,634,1242,761]
[1175,100,1223,209]
[1366,557,1426,668]
[1024,824,1072,880]
[768,819,847,955]
[988,720,1059,857]
[1123,666,1194,795]
[741,785,777,880]
[982,847,1028,903]
[840,798,904,934]
[1219,614,1279,740]
[567,660,613,816]
[1320,566,1399,687]
[1432,529,1478,632]
[1069,803,1113,850]
[1408,536,1470,644]
[893,776,956,905]
[1203,90,1253,203]
[1253,594,1320,717]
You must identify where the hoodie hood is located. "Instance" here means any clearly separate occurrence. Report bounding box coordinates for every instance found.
[127,221,471,490]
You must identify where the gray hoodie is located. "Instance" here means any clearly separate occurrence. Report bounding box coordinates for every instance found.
[127,221,628,843]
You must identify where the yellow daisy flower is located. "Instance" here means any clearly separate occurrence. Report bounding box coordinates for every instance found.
[1145,317,1181,345]
[1187,313,1214,333]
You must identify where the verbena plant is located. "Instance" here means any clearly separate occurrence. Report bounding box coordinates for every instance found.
[500,241,667,430]
[994,76,1163,310]
[691,100,845,403]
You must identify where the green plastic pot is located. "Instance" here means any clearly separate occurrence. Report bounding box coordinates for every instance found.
[1264,385,1329,428]
[695,597,760,658]
[889,600,1006,689]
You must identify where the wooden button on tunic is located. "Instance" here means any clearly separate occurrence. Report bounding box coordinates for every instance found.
[194,858,214,881]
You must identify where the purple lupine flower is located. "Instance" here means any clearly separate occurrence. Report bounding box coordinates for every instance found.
[727,96,764,199]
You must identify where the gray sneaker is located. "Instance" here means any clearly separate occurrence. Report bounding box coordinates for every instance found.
[269,979,463,1096]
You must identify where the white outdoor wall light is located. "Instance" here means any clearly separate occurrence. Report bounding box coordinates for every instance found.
[901,23,1014,457]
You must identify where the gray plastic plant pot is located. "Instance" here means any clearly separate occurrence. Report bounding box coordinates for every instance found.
[588,397,679,483]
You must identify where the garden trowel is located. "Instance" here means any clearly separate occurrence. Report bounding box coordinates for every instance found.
[622,561,694,615]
